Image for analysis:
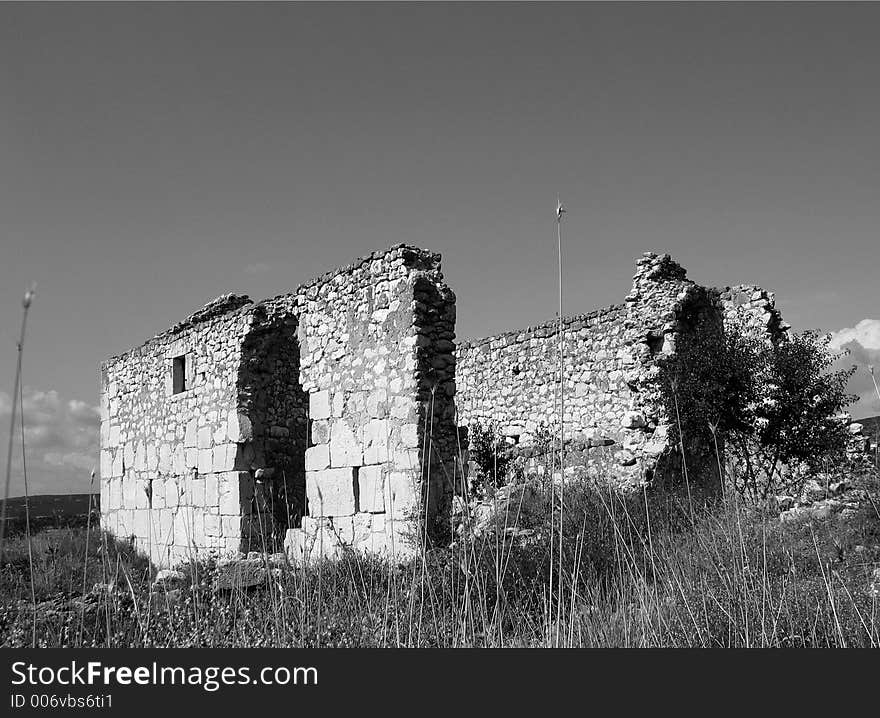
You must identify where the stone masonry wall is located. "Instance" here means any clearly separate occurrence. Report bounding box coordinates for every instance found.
[100,294,306,567]
[278,245,457,560]
[456,253,780,491]
[101,244,786,567]
[719,285,789,342]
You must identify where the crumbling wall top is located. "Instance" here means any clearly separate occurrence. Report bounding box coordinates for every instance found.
[290,244,442,300]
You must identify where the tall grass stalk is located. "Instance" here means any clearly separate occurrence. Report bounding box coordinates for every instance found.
[0,283,35,563]
[17,358,37,646]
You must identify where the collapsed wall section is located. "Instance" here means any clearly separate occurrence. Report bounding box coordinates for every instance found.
[100,294,306,567]
[281,245,457,560]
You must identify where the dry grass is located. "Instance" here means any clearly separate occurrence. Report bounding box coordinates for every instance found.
[1,470,878,648]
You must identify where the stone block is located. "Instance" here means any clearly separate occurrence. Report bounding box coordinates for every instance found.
[123,442,135,470]
[218,471,250,515]
[132,510,151,541]
[151,478,165,509]
[391,447,421,472]
[357,465,385,513]
[227,412,253,442]
[172,445,186,474]
[198,448,213,474]
[164,478,180,509]
[197,426,213,450]
[311,419,331,445]
[205,473,220,507]
[100,450,112,479]
[190,476,206,506]
[146,445,158,472]
[158,444,172,473]
[385,472,418,518]
[400,423,420,448]
[184,419,198,448]
[220,515,241,541]
[134,480,151,509]
[134,441,146,471]
[306,468,357,517]
[100,479,110,511]
[212,443,239,473]
[310,390,331,420]
[305,444,330,471]
[332,392,344,418]
[111,451,123,478]
[362,419,389,464]
[330,421,362,467]
[121,477,137,509]
[204,513,221,538]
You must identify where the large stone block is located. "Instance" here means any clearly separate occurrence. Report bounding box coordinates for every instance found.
[121,477,138,509]
[204,513,221,538]
[385,472,418,518]
[212,443,239,473]
[329,421,362,467]
[164,478,181,509]
[218,471,251,515]
[306,468,357,517]
[399,423,420,448]
[111,451,123,479]
[198,448,213,474]
[184,419,198,448]
[197,427,213,450]
[305,444,330,471]
[311,419,331,445]
[390,446,421,472]
[205,473,220,506]
[362,419,389,464]
[357,465,385,513]
[220,515,241,541]
[100,450,112,479]
[189,477,206,506]
[227,412,253,443]
[310,390,331,420]
[158,444,172,473]
[134,441,147,471]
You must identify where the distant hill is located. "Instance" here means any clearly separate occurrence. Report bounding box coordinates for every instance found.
[856,415,880,437]
[0,493,99,533]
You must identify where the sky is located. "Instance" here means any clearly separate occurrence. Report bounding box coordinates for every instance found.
[1,3,879,496]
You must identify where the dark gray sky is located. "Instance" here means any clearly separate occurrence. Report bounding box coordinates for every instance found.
[2,3,879,495]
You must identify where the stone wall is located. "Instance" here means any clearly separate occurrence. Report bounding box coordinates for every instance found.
[101,245,457,567]
[719,285,789,341]
[280,245,457,560]
[101,244,786,566]
[99,294,306,567]
[456,253,785,491]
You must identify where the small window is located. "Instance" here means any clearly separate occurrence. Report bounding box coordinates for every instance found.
[172,355,187,394]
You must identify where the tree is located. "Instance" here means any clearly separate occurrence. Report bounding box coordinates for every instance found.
[727,330,856,499]
[662,325,856,501]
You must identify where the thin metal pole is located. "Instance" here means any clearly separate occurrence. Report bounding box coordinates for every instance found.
[555,197,565,646]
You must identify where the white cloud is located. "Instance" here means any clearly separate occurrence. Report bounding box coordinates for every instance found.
[830,319,880,419]
[0,386,100,497]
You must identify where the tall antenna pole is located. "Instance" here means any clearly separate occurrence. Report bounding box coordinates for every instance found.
[555,196,566,646]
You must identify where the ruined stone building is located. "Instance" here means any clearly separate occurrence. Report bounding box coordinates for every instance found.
[100,246,786,566]
[456,252,788,489]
